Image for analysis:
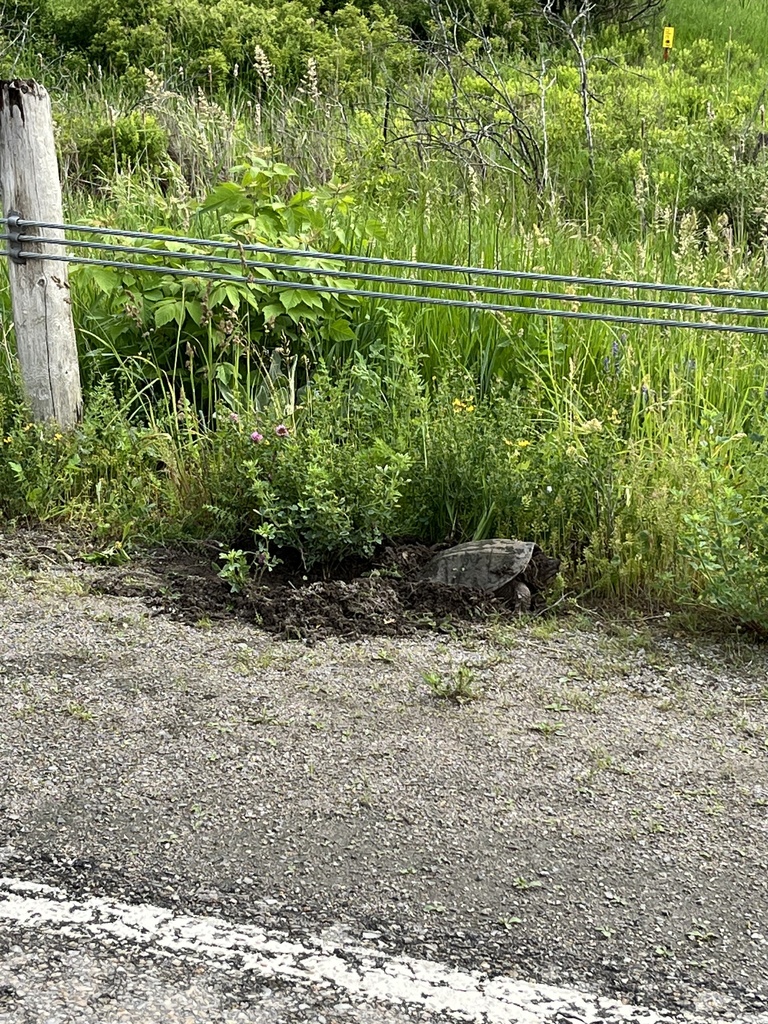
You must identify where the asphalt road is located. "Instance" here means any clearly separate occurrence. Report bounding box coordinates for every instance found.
[1,539,768,1022]
[1,876,760,1023]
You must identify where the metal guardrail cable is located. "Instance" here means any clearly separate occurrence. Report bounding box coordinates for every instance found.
[11,250,768,336]
[4,232,768,321]
[4,216,768,302]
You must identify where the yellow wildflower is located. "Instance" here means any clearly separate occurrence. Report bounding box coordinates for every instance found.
[452,398,475,414]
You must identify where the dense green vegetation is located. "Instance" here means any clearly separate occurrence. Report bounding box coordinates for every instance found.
[1,0,768,630]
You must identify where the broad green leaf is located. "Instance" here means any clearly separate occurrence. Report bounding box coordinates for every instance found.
[364,218,387,242]
[328,319,356,342]
[254,210,283,237]
[240,287,266,308]
[284,304,320,323]
[149,240,185,253]
[89,267,119,294]
[280,288,304,310]
[249,265,275,280]
[261,303,284,323]
[186,299,204,326]
[300,290,325,310]
[208,284,230,308]
[200,182,247,213]
[224,214,255,231]
[155,300,185,328]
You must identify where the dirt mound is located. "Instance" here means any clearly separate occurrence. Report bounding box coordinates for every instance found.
[245,577,502,638]
[88,542,509,639]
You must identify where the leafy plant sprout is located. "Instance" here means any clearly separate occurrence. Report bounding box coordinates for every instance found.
[217,549,250,593]
[423,665,480,705]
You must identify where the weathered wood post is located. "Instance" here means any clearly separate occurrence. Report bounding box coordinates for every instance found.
[0,79,82,429]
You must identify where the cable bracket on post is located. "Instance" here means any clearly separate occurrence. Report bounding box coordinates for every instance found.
[6,211,25,264]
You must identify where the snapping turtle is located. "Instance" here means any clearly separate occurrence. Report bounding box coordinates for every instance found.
[418,539,560,611]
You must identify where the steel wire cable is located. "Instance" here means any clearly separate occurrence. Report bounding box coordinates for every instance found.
[5,216,768,302]
[10,250,768,336]
[3,232,768,321]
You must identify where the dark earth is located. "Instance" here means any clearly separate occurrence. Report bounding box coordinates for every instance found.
[86,538,527,639]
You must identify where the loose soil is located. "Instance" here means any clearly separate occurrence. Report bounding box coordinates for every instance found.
[86,537,511,639]
[1,527,767,1021]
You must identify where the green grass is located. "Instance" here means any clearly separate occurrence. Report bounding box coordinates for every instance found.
[661,0,768,56]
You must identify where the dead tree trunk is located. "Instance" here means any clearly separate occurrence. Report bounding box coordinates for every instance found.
[0,79,82,429]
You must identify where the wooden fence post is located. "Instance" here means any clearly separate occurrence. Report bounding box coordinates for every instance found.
[0,79,82,429]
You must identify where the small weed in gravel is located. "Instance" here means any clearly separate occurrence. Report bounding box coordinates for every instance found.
[498,915,523,929]
[511,876,544,891]
[373,646,397,663]
[423,665,479,705]
[529,721,565,737]
[65,702,93,722]
[553,683,607,713]
[529,621,562,641]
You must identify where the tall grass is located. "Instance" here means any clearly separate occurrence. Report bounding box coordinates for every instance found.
[661,0,768,56]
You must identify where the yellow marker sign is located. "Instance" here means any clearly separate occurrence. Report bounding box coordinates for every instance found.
[663,26,675,49]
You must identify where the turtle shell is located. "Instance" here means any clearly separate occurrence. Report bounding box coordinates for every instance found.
[418,539,537,594]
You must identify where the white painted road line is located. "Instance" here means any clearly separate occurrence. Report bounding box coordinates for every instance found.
[0,877,764,1024]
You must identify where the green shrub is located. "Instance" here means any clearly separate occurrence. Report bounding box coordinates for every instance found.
[40,0,409,95]
[0,381,175,532]
[202,361,415,568]
[402,380,533,542]
[402,381,630,567]
[71,159,378,416]
[681,136,768,243]
[675,432,768,632]
[61,110,169,183]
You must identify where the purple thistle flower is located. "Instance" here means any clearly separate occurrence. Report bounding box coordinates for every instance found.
[250,430,264,443]
[275,424,290,437]
[229,412,240,423]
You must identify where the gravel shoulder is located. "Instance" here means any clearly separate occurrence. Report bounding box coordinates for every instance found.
[1,532,767,1019]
